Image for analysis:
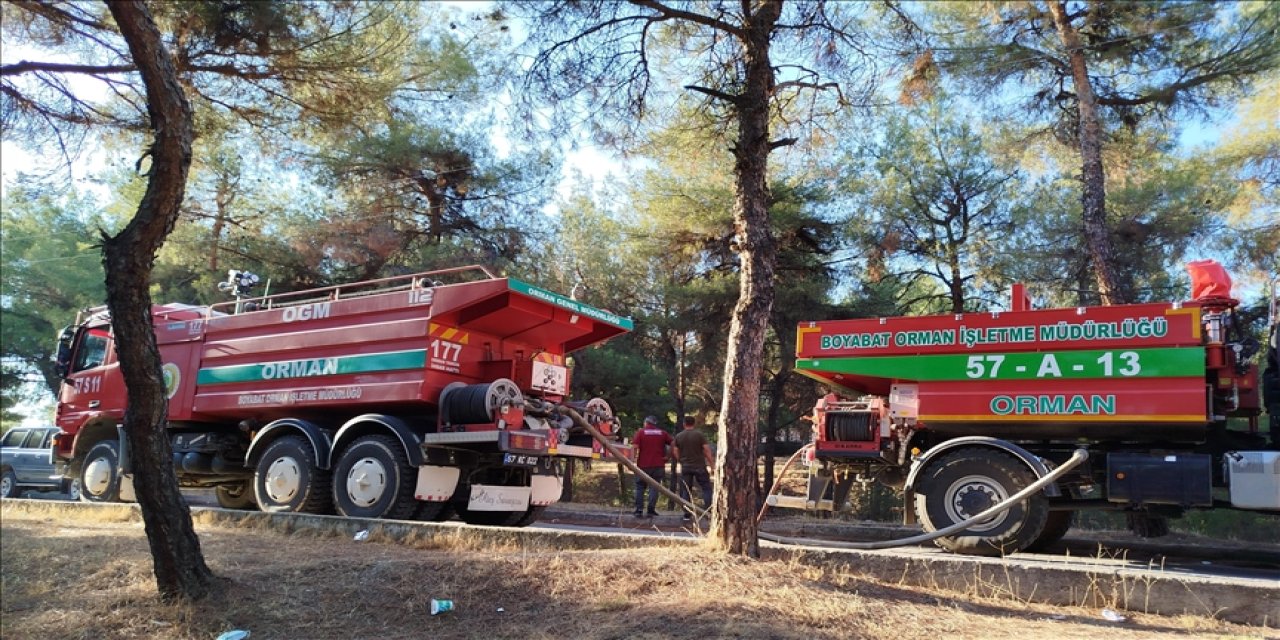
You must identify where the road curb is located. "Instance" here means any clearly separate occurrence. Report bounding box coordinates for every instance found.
[6,499,1276,626]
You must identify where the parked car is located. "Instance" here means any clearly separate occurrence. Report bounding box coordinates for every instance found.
[1,426,77,499]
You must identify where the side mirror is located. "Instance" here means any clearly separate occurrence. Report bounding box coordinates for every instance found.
[53,325,75,379]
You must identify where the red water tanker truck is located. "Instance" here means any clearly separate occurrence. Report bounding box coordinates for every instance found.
[787,262,1280,555]
[51,265,632,527]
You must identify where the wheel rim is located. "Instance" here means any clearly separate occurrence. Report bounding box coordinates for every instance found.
[944,474,1010,533]
[345,457,388,508]
[265,456,302,503]
[84,456,114,497]
[68,479,81,501]
[1,475,12,496]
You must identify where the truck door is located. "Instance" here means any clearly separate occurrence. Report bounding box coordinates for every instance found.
[56,327,117,433]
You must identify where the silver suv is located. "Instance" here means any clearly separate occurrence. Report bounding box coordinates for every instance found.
[1,426,77,499]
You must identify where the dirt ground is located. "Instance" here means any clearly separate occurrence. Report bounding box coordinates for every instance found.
[1,506,1274,640]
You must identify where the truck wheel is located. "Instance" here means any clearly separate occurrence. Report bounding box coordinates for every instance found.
[254,435,332,514]
[913,449,1049,556]
[332,435,418,520]
[413,501,455,522]
[456,502,541,527]
[79,440,122,503]
[0,470,17,498]
[509,505,546,527]
[1025,510,1074,552]
[457,504,525,527]
[215,481,257,510]
[65,478,81,501]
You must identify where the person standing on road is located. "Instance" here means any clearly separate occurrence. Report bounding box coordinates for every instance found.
[632,415,673,518]
[672,416,714,521]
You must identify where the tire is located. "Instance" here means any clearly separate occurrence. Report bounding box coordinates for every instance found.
[457,503,526,527]
[63,478,81,501]
[456,502,540,527]
[913,448,1049,556]
[0,470,17,499]
[509,505,546,528]
[413,500,454,522]
[1126,512,1170,538]
[215,481,257,510]
[1025,510,1074,552]
[332,435,418,520]
[79,440,122,503]
[253,435,332,514]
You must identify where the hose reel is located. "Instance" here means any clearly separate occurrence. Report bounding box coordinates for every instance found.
[441,378,525,425]
[583,398,615,435]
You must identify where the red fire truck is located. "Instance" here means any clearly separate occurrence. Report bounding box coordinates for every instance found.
[789,263,1280,555]
[51,266,631,527]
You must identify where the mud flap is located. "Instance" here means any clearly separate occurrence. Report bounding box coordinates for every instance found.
[414,465,461,502]
[530,474,563,506]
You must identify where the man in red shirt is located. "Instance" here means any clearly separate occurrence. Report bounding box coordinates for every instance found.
[632,415,673,517]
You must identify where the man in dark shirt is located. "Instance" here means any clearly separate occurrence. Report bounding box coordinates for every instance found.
[672,416,714,521]
[632,415,673,517]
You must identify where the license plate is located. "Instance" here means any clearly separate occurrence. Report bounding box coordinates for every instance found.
[503,453,539,467]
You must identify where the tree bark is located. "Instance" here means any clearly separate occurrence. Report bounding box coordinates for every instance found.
[103,0,216,601]
[709,1,782,557]
[948,250,965,313]
[561,459,575,503]
[1049,1,1125,305]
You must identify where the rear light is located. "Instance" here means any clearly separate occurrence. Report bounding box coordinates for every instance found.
[503,432,547,453]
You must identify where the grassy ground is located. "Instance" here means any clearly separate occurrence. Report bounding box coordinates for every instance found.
[1,504,1273,640]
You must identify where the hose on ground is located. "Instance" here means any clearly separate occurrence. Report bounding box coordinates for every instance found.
[758,448,1089,551]
[756,444,813,526]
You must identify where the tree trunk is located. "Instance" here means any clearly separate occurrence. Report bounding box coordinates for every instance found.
[948,250,965,313]
[663,328,681,510]
[561,458,575,503]
[710,1,782,557]
[103,0,215,602]
[761,368,788,496]
[1049,1,1125,305]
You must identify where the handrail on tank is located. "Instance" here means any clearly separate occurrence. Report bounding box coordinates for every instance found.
[206,264,499,316]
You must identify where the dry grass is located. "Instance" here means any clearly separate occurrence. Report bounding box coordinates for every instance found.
[2,506,1273,640]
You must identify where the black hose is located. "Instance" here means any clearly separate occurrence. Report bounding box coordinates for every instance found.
[444,383,495,424]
